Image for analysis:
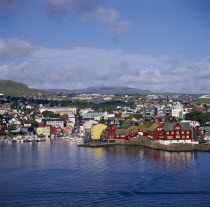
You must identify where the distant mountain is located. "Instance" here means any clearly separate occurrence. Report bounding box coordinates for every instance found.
[46,86,152,94]
[0,80,47,96]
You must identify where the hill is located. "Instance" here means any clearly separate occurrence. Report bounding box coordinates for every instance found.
[47,86,151,94]
[0,80,47,96]
[195,98,210,105]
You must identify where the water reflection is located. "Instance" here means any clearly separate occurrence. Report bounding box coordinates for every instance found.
[1,140,210,207]
[91,145,195,171]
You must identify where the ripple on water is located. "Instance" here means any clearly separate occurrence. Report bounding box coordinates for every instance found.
[1,140,210,207]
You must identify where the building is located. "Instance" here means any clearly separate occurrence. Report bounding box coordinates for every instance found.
[45,119,65,128]
[63,125,73,136]
[138,123,153,136]
[115,129,129,140]
[147,122,199,145]
[79,120,98,137]
[82,112,104,120]
[37,125,51,137]
[0,105,11,110]
[40,107,77,114]
[91,124,107,140]
[106,125,117,141]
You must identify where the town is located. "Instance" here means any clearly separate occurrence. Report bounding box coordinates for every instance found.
[0,91,210,148]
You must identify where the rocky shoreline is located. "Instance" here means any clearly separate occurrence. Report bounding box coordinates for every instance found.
[78,136,210,152]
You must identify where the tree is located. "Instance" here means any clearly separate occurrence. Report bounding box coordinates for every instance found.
[42,110,59,118]
[30,120,39,127]
[185,111,210,126]
[128,113,143,120]
[0,114,4,120]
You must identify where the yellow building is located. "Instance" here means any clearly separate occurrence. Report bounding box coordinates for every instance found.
[91,124,107,140]
[37,125,51,137]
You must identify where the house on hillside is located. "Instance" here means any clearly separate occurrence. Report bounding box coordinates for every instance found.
[45,119,65,128]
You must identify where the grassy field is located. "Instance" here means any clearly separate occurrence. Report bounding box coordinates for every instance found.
[195,98,210,105]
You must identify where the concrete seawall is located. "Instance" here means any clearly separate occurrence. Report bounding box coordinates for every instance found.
[79,136,210,152]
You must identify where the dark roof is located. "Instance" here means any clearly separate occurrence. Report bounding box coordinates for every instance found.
[46,119,64,122]
[163,123,176,131]
[181,123,191,130]
[163,122,191,131]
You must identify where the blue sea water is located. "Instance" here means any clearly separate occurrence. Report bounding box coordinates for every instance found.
[1,139,210,207]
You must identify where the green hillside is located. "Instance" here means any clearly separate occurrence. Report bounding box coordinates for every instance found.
[0,80,47,96]
[195,98,210,105]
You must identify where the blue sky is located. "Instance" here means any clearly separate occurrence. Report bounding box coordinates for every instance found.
[0,0,209,93]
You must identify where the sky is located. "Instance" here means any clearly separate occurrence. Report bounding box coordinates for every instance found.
[0,0,209,93]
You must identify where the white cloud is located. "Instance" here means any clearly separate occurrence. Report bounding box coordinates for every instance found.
[0,38,33,60]
[87,6,130,35]
[44,0,130,35]
[1,46,210,93]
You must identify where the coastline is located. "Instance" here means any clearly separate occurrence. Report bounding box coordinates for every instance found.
[78,136,210,152]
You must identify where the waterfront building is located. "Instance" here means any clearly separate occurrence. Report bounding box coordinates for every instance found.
[63,125,73,136]
[37,125,51,137]
[115,129,129,139]
[147,122,199,145]
[91,124,107,140]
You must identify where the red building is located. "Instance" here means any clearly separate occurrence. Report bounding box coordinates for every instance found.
[147,122,199,145]
[0,125,6,132]
[63,125,73,135]
[106,126,129,140]
[0,105,11,110]
[106,125,117,140]
[51,126,63,134]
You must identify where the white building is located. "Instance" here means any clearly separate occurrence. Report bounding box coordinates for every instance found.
[45,119,64,128]
[40,107,77,114]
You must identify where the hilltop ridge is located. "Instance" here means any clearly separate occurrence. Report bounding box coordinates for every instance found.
[0,80,46,96]
[46,86,152,94]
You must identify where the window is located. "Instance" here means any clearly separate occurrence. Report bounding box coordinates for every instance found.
[182,136,185,138]
[166,132,169,135]
[186,136,189,138]
[171,132,174,134]
[167,136,173,139]
[182,131,184,134]
[176,135,180,138]
[187,131,189,134]
[175,126,180,130]
[176,131,179,134]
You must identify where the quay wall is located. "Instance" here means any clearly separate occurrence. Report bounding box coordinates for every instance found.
[79,136,210,152]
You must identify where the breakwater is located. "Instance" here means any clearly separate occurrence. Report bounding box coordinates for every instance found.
[79,136,210,152]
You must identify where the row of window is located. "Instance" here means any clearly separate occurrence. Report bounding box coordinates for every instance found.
[167,135,190,139]
[115,135,125,137]
[166,131,190,135]
[47,121,63,123]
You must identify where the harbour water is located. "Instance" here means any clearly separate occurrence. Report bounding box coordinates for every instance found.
[1,139,210,207]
